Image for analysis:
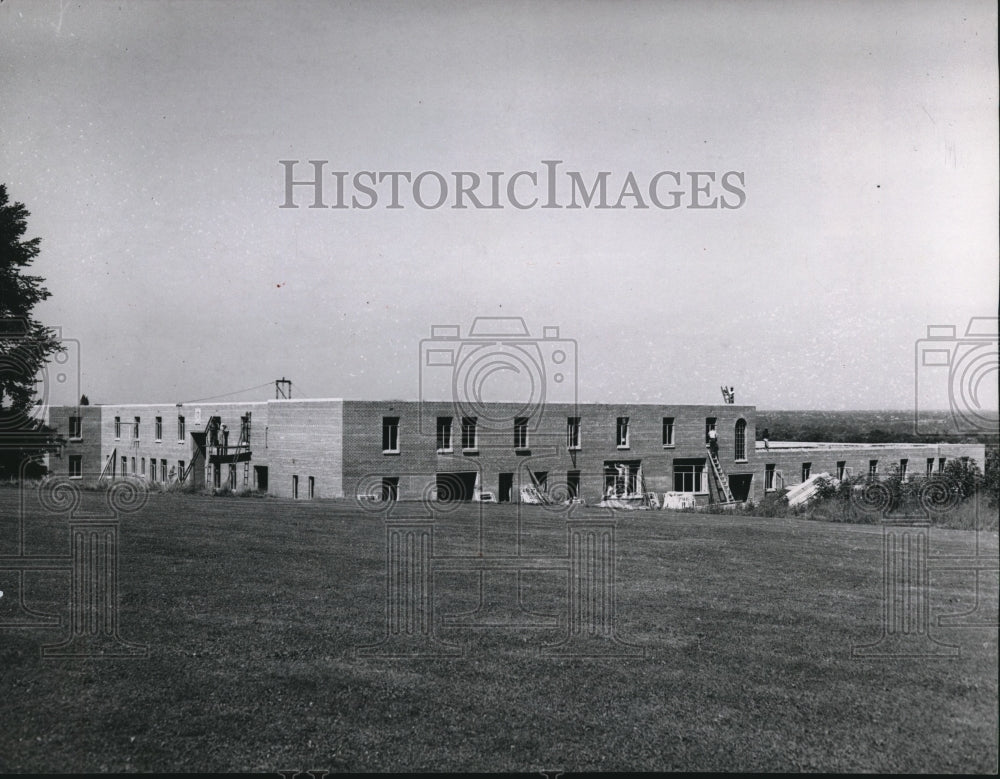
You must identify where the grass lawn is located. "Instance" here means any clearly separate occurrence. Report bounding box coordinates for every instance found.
[1,489,997,772]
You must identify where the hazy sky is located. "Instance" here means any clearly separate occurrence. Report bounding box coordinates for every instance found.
[2,0,997,410]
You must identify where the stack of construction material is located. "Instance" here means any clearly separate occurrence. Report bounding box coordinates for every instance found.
[662,492,696,510]
[785,473,838,507]
[599,497,645,510]
[520,485,551,505]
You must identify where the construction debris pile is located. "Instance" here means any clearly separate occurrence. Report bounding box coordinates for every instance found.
[784,472,838,507]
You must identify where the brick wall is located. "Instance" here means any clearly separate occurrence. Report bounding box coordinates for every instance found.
[341,400,757,504]
[264,399,343,498]
[48,398,984,508]
[754,442,987,499]
[47,402,270,488]
[47,405,103,479]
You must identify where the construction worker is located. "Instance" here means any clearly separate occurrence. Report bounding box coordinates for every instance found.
[762,428,770,451]
[707,427,718,455]
[221,424,229,454]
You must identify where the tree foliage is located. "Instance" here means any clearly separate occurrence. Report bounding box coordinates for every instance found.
[0,184,65,477]
[983,446,999,509]
[811,475,839,502]
[940,457,984,501]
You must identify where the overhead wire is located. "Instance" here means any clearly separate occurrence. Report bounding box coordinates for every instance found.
[180,382,274,404]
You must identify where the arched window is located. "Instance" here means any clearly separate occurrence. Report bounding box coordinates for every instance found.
[734,419,747,461]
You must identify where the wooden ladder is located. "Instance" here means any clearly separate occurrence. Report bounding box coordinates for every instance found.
[239,412,252,487]
[99,448,117,482]
[707,449,736,504]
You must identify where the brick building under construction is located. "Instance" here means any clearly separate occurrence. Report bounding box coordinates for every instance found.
[47,395,984,505]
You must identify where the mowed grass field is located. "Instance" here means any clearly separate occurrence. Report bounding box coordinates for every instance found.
[1,489,997,773]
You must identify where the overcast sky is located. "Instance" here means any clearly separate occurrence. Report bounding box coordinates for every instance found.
[2,0,997,411]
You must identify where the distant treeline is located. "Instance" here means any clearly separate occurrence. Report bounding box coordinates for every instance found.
[755,410,997,445]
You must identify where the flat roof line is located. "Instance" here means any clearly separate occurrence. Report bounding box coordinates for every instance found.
[66,399,755,408]
[756,441,976,450]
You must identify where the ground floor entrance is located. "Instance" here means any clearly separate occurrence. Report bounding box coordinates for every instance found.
[498,472,513,503]
[381,476,399,501]
[436,471,478,502]
[728,473,753,501]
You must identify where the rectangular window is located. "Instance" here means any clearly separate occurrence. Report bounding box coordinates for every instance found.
[436,417,453,451]
[292,474,299,499]
[662,417,674,447]
[567,417,581,450]
[69,455,82,478]
[764,463,775,491]
[308,476,315,499]
[213,464,221,488]
[150,459,156,481]
[131,457,136,474]
[514,417,529,449]
[461,417,477,450]
[938,457,946,472]
[869,459,879,478]
[121,456,127,475]
[161,459,168,482]
[837,461,847,481]
[141,457,146,476]
[229,465,236,490]
[133,416,141,439]
[673,461,706,493]
[178,460,186,481]
[68,415,82,439]
[604,462,640,497]
[178,415,185,441]
[381,477,398,501]
[926,457,935,476]
[802,462,811,481]
[155,416,163,441]
[900,458,908,479]
[616,417,629,448]
[114,416,121,439]
[382,416,400,453]
[567,470,580,499]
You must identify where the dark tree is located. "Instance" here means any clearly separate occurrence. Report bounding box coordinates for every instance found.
[0,184,65,477]
[941,457,983,501]
[984,446,999,509]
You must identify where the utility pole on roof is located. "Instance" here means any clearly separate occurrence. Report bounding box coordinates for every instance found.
[275,378,292,399]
